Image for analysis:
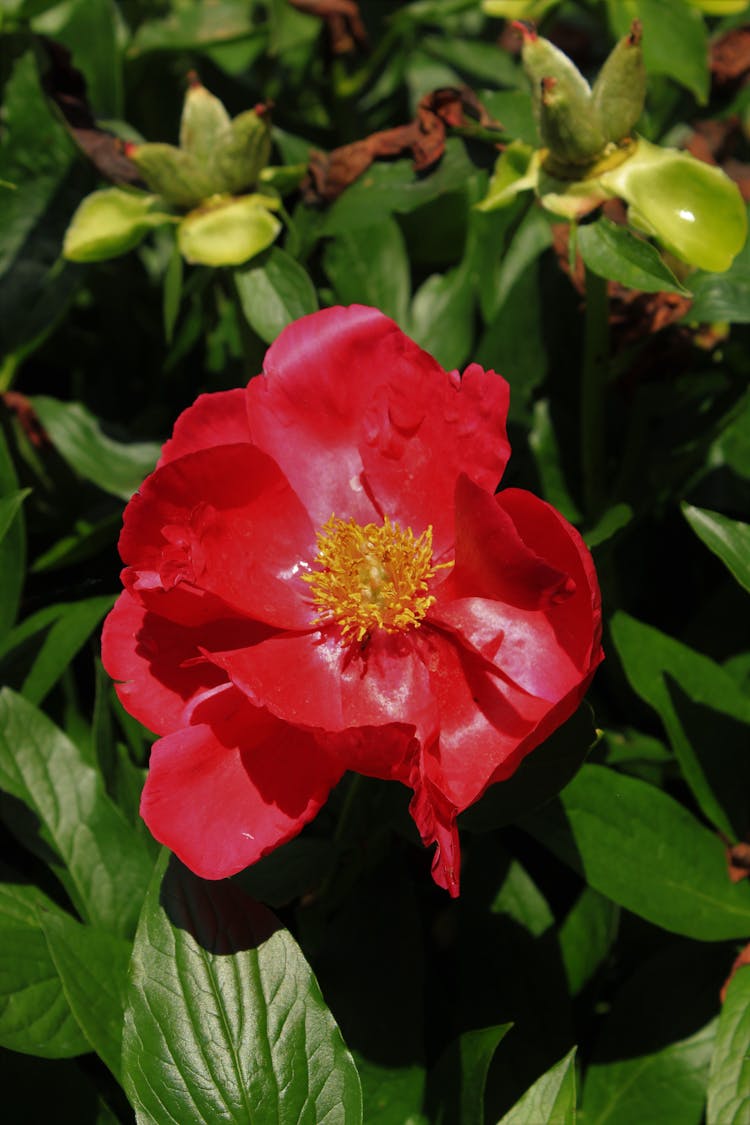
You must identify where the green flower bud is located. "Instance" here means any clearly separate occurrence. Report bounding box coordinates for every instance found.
[179,79,232,166]
[591,21,646,145]
[520,28,605,168]
[177,194,281,266]
[127,143,216,210]
[63,188,176,262]
[600,138,748,272]
[210,108,272,196]
[539,74,607,168]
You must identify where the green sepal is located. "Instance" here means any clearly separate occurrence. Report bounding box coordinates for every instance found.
[600,137,748,272]
[259,163,308,194]
[177,194,281,266]
[476,141,540,211]
[63,187,176,262]
[591,21,646,145]
[211,109,272,195]
[179,81,231,166]
[127,143,216,209]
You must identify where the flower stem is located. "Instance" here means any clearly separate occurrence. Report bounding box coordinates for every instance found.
[581,265,609,520]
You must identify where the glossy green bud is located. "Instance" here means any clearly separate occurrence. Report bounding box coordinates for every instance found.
[177,194,281,266]
[179,79,231,166]
[591,21,646,145]
[127,143,216,210]
[211,109,272,195]
[600,138,748,272]
[63,188,176,262]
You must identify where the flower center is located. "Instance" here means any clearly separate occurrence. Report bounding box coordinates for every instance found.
[303,515,451,643]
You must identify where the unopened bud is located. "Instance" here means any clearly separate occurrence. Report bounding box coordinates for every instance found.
[591,21,646,145]
[127,143,216,209]
[211,109,272,195]
[179,80,231,166]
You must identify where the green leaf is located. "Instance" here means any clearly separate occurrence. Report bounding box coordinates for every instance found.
[682,503,750,594]
[128,0,257,55]
[497,1047,577,1125]
[20,594,114,706]
[30,396,160,500]
[492,859,554,938]
[477,260,546,423]
[687,211,750,323]
[234,246,318,344]
[122,855,363,1124]
[528,399,583,525]
[461,704,597,832]
[40,911,131,1080]
[0,689,154,937]
[411,263,474,370]
[578,218,688,294]
[611,613,750,841]
[523,764,750,940]
[606,0,709,103]
[707,966,750,1125]
[40,0,123,118]
[0,49,75,279]
[322,139,476,236]
[163,239,183,343]
[584,502,633,548]
[559,888,619,996]
[426,1024,512,1125]
[0,488,30,547]
[582,942,722,1125]
[0,878,88,1058]
[0,424,26,641]
[323,219,411,328]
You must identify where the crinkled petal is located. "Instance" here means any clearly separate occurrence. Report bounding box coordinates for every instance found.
[247,305,447,527]
[102,590,267,735]
[158,388,251,467]
[409,774,461,897]
[209,627,439,738]
[140,689,344,879]
[360,364,510,554]
[119,443,316,630]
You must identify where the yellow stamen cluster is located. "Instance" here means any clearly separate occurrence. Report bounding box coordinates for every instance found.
[303,514,451,643]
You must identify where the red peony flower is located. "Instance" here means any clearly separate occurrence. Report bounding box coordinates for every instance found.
[102,306,602,895]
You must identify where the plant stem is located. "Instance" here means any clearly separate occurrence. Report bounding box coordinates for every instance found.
[581,265,609,520]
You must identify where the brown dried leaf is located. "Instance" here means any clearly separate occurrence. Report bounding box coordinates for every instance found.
[288,0,367,54]
[40,38,141,185]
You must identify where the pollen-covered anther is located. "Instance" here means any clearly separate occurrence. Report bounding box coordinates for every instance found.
[303,514,452,643]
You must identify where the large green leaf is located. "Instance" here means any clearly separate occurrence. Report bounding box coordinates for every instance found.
[582,942,723,1125]
[122,855,363,1124]
[30,397,160,500]
[611,613,750,841]
[707,966,750,1125]
[682,503,750,594]
[558,888,619,996]
[606,0,709,103]
[0,878,88,1058]
[41,911,132,1079]
[523,764,750,940]
[578,218,688,295]
[234,246,318,344]
[0,689,154,937]
[323,218,411,328]
[410,262,474,370]
[497,1048,576,1125]
[426,1024,512,1125]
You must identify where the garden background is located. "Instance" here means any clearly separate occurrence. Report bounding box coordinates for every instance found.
[2,0,750,1122]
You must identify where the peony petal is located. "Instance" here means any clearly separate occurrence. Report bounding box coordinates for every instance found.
[408,772,461,897]
[444,474,576,608]
[209,627,439,739]
[119,443,317,630]
[498,488,603,671]
[102,590,268,735]
[158,388,251,467]
[140,689,344,879]
[360,363,510,554]
[247,305,447,527]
